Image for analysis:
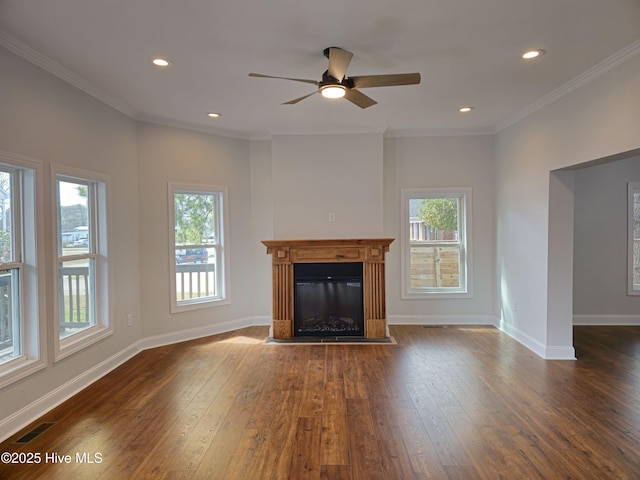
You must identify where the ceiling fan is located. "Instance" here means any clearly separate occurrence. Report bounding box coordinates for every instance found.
[249,47,421,108]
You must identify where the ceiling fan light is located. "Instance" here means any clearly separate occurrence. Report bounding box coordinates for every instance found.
[320,84,346,99]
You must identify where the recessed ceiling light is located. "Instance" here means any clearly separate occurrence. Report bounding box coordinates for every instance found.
[458,106,473,113]
[152,58,172,67]
[207,112,221,118]
[522,49,545,60]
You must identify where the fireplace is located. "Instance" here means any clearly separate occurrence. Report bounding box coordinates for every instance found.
[262,238,393,339]
[294,262,364,337]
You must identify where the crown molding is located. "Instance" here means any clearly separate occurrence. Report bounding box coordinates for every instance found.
[249,132,273,141]
[384,127,496,138]
[496,39,640,132]
[0,28,135,118]
[267,125,388,137]
[136,113,251,140]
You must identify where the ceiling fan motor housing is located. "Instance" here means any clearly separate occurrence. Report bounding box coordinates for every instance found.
[323,47,337,59]
[321,70,346,87]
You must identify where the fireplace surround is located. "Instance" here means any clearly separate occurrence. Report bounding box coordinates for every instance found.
[262,238,393,339]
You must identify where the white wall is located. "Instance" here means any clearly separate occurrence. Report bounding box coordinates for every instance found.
[136,122,255,337]
[250,140,274,321]
[0,47,141,426]
[496,53,640,358]
[383,135,497,322]
[271,133,384,239]
[573,155,640,322]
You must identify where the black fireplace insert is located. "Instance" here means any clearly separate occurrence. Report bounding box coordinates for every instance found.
[294,262,364,337]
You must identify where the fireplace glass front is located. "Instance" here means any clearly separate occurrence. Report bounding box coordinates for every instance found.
[294,262,364,337]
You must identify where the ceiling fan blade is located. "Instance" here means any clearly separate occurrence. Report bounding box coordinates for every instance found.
[349,73,421,88]
[343,88,377,109]
[327,47,353,82]
[282,91,317,105]
[249,73,319,85]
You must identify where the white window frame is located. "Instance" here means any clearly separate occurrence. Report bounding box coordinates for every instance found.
[0,151,46,389]
[168,183,230,313]
[628,182,640,296]
[401,187,472,299]
[52,165,112,361]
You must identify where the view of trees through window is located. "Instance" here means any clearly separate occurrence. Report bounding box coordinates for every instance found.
[174,193,215,245]
[414,198,459,240]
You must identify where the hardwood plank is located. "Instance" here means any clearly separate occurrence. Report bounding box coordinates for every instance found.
[368,403,419,480]
[346,398,384,480]
[289,416,322,480]
[321,413,350,466]
[320,464,352,480]
[342,348,367,399]
[324,345,344,384]
[406,381,472,467]
[299,359,326,417]
[320,378,349,466]
[259,390,302,480]
[394,407,449,479]
[222,427,268,480]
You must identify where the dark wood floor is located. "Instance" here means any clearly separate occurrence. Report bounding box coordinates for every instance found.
[1,325,639,479]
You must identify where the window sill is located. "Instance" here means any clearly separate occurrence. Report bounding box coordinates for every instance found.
[0,358,47,389]
[55,326,113,362]
[402,291,473,300]
[171,297,231,314]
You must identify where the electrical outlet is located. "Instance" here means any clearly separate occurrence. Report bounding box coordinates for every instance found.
[512,300,518,312]
[329,212,336,223]
[127,313,133,326]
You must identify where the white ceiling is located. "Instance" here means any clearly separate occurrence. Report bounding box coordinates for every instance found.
[1,0,639,138]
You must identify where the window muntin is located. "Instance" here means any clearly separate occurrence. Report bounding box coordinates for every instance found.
[53,167,111,360]
[629,183,640,295]
[169,184,228,311]
[402,188,471,298]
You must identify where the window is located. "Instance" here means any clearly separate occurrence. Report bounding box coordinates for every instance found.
[0,151,45,388]
[53,166,112,360]
[401,188,472,298]
[169,183,228,312]
[629,182,640,295]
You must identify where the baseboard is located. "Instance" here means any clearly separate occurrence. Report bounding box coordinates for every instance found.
[573,314,640,326]
[136,316,267,351]
[0,316,270,443]
[499,321,576,360]
[544,345,577,360]
[387,314,499,326]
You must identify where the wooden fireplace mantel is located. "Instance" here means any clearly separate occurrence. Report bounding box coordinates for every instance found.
[262,238,394,339]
